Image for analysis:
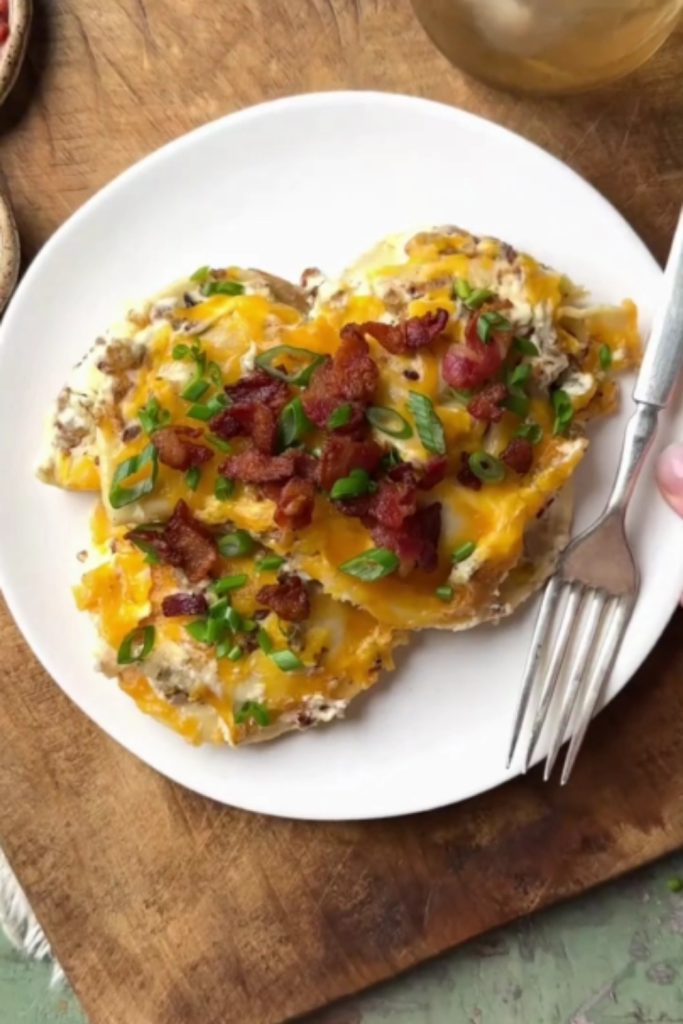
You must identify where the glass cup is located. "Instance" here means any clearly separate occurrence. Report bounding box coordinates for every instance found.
[411,0,683,94]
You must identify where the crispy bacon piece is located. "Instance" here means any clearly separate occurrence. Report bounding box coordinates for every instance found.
[223,370,290,412]
[467,382,508,423]
[418,456,448,491]
[165,500,218,583]
[301,361,340,429]
[151,426,213,471]
[334,494,374,518]
[369,478,418,530]
[501,437,534,475]
[275,477,316,529]
[318,435,384,491]
[211,404,277,454]
[456,452,482,491]
[256,574,310,622]
[443,308,513,390]
[161,592,209,617]
[336,326,380,402]
[219,450,299,484]
[357,308,449,355]
[372,502,442,574]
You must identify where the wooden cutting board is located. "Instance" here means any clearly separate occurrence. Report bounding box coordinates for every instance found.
[0,4,681,1023]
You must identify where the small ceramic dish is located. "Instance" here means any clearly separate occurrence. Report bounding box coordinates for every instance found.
[0,0,32,108]
[0,188,19,313]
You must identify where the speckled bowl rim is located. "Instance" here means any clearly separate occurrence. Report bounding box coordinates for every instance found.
[0,0,32,108]
[0,190,19,313]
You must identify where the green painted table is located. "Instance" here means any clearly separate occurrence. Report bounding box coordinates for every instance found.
[4,850,683,1023]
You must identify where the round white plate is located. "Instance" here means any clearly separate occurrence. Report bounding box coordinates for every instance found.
[0,92,680,821]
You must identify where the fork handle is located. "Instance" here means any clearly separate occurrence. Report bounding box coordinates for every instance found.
[633,208,683,408]
[605,402,658,514]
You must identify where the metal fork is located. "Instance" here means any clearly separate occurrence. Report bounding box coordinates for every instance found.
[507,208,683,784]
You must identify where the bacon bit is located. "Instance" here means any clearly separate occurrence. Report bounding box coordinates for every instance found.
[356,308,449,355]
[443,307,514,390]
[301,361,340,429]
[318,434,384,491]
[151,426,213,471]
[467,382,508,423]
[369,478,418,530]
[501,437,534,475]
[456,452,482,491]
[165,501,218,583]
[275,477,316,530]
[223,370,290,413]
[336,326,380,402]
[211,404,277,454]
[334,494,374,518]
[256,574,310,622]
[162,592,209,617]
[418,455,448,491]
[219,449,300,484]
[372,502,442,574]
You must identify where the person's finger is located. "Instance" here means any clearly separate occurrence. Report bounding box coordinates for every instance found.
[656,443,683,517]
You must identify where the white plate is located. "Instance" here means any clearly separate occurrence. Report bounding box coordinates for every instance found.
[0,92,681,821]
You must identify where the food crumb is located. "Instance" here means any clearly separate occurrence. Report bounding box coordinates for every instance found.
[667,877,683,893]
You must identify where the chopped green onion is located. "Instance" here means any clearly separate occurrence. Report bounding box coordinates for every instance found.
[218,530,254,558]
[185,466,201,491]
[468,452,505,483]
[117,625,155,665]
[226,645,243,662]
[339,547,400,581]
[279,396,312,448]
[210,574,248,595]
[452,540,477,563]
[255,345,327,386]
[187,393,229,421]
[256,554,286,571]
[215,638,233,659]
[477,310,512,344]
[330,468,373,501]
[208,597,229,620]
[465,287,495,310]
[202,279,245,297]
[408,391,446,455]
[367,405,413,439]
[235,700,270,726]
[207,360,223,386]
[225,606,244,633]
[514,336,539,357]
[242,618,258,633]
[205,615,227,645]
[380,447,403,472]
[435,585,454,601]
[503,392,531,419]
[129,537,161,564]
[172,343,191,360]
[515,422,544,444]
[599,344,613,370]
[190,265,211,284]
[552,389,574,435]
[190,342,207,374]
[271,649,304,672]
[109,445,158,509]
[667,877,683,893]
[508,363,531,388]
[453,278,472,301]
[258,628,274,654]
[214,476,235,500]
[138,396,170,434]
[181,377,210,402]
[185,619,209,643]
[206,434,232,453]
[327,403,353,430]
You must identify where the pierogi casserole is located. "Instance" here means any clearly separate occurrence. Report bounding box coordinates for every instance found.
[38,226,640,745]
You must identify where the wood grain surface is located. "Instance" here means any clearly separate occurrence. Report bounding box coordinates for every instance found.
[0,4,681,1024]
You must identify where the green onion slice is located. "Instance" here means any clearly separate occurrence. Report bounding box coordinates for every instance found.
[207,361,223,386]
[465,287,495,310]
[218,530,255,558]
[210,574,248,595]
[552,388,574,435]
[514,336,539,357]
[109,445,158,509]
[477,310,512,344]
[138,396,170,435]
[279,396,312,448]
[226,645,243,662]
[468,452,505,483]
[214,476,235,500]
[327,403,353,430]
[185,466,201,491]
[190,265,211,284]
[235,700,270,726]
[255,345,327,386]
[503,392,530,419]
[117,625,155,665]
[330,468,373,501]
[172,343,191,360]
[256,554,286,571]
[339,547,400,581]
[207,434,231,453]
[435,585,454,601]
[508,363,531,388]
[185,619,209,643]
[367,405,413,439]
[408,391,446,455]
[452,540,477,563]
[271,649,304,672]
[202,279,245,297]
[187,393,229,422]
[181,377,210,402]
[599,344,612,370]
[258,628,274,654]
[453,278,472,301]
[129,537,161,564]
[515,422,544,444]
